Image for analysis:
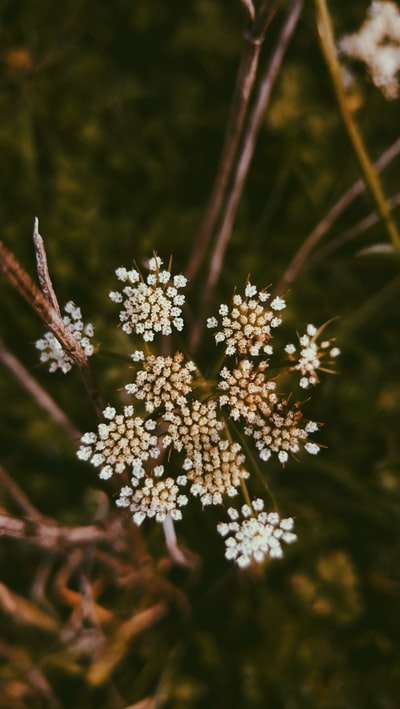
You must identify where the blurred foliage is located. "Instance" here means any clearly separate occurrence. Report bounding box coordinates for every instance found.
[1,0,400,707]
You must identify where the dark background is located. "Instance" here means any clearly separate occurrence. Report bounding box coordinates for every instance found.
[1,1,400,707]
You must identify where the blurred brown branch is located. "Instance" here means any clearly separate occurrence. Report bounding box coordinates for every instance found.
[275,136,400,292]
[186,0,281,284]
[0,338,81,441]
[189,0,303,350]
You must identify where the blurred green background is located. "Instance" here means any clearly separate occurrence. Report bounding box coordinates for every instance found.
[1,1,400,707]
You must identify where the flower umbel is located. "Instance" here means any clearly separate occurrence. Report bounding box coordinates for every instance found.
[217,499,297,568]
[207,282,286,356]
[109,256,187,341]
[77,404,159,480]
[75,256,338,569]
[285,323,340,389]
[35,301,94,374]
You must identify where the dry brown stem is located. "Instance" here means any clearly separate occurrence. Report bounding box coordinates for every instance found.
[0,338,81,440]
[275,136,400,292]
[185,0,281,282]
[190,0,303,350]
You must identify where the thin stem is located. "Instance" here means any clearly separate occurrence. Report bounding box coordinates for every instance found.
[0,510,112,548]
[310,192,400,267]
[276,137,400,293]
[0,337,81,441]
[315,0,400,249]
[341,274,400,334]
[190,0,303,350]
[185,0,281,282]
[33,217,61,315]
[0,465,45,522]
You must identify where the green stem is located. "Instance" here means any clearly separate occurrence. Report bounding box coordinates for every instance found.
[315,0,400,249]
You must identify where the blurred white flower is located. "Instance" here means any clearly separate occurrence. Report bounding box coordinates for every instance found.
[339,1,400,99]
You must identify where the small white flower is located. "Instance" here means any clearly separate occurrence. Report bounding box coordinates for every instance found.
[217,500,297,568]
[339,1,400,99]
[271,296,286,311]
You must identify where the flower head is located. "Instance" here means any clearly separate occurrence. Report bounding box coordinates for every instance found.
[217,499,297,568]
[285,323,340,389]
[218,358,278,423]
[116,469,189,525]
[339,1,400,99]
[207,283,285,356]
[109,256,187,340]
[77,404,159,479]
[244,403,320,464]
[164,400,250,505]
[35,301,94,374]
[125,352,197,413]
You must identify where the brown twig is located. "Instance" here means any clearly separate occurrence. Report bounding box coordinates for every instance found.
[0,465,47,522]
[87,600,168,686]
[185,0,281,282]
[0,639,62,708]
[0,337,81,441]
[33,217,61,315]
[275,136,400,292]
[0,581,60,633]
[0,239,104,418]
[190,0,303,350]
[0,509,111,549]
[309,192,400,268]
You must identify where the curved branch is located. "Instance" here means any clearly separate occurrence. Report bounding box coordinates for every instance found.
[0,338,81,440]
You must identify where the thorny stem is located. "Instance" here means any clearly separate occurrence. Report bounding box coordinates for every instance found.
[275,136,400,293]
[190,0,303,351]
[315,0,400,249]
[185,0,281,282]
[0,239,104,419]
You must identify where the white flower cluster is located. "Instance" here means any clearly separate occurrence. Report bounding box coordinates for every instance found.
[164,400,250,505]
[244,407,319,464]
[74,258,338,569]
[285,324,340,389]
[217,499,297,568]
[125,352,197,413]
[77,404,159,480]
[109,256,187,341]
[218,359,278,422]
[36,301,94,374]
[207,282,286,356]
[116,465,189,525]
[339,1,400,99]
[207,286,322,465]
